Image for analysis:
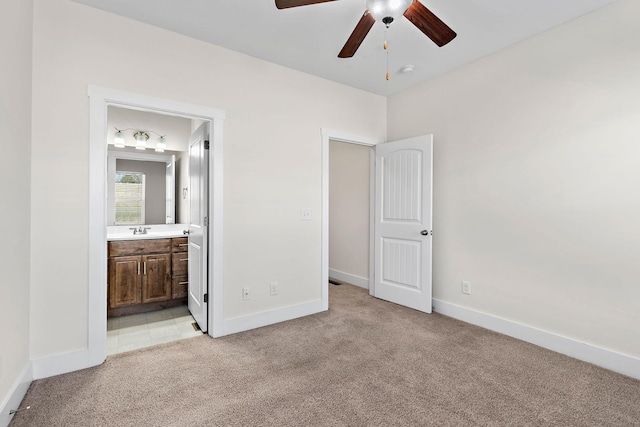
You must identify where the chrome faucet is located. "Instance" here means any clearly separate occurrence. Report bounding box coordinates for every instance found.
[129,227,151,235]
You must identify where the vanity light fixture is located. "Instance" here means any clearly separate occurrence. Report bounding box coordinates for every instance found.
[113,128,168,151]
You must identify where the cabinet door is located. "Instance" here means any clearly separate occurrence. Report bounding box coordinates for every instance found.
[109,256,141,308]
[142,254,171,303]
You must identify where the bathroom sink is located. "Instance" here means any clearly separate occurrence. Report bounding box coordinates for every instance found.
[106,226,187,241]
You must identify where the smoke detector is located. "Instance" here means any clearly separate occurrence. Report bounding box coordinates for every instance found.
[401,65,415,74]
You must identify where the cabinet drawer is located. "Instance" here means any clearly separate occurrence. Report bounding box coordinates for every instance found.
[172,237,189,253]
[172,276,188,299]
[172,253,189,276]
[109,239,171,257]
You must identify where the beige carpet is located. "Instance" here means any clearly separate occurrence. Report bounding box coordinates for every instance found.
[10,284,640,426]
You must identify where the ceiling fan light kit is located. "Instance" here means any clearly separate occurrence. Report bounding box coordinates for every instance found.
[365,0,413,25]
[275,0,456,78]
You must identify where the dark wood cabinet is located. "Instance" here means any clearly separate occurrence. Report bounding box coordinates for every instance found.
[108,237,188,317]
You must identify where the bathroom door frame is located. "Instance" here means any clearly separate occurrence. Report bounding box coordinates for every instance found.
[87,86,225,367]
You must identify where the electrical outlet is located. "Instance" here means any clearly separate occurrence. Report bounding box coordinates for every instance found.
[270,282,278,296]
[461,281,471,295]
[242,287,250,300]
[301,208,312,221]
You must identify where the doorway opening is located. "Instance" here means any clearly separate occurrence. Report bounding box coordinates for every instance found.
[321,129,381,310]
[328,140,373,291]
[105,106,204,355]
[87,86,225,367]
[321,130,434,314]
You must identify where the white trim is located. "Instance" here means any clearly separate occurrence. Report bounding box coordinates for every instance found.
[368,148,376,298]
[88,93,108,368]
[31,349,90,380]
[209,116,225,337]
[85,86,225,374]
[321,128,383,146]
[0,362,32,427]
[321,129,383,312]
[433,299,640,380]
[222,300,323,336]
[88,86,225,120]
[329,268,369,289]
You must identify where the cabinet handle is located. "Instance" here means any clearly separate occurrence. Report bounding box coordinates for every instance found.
[143,262,147,275]
[178,244,188,247]
[178,281,189,285]
[179,258,188,262]
[137,262,141,275]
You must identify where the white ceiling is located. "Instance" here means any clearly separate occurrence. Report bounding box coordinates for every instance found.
[72,0,618,96]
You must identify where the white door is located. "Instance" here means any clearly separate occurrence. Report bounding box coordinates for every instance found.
[188,123,209,332]
[373,135,433,313]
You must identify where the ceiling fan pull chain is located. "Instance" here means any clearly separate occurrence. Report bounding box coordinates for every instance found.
[384,30,390,81]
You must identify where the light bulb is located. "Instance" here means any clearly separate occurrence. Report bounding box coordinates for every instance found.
[135,131,148,150]
[114,130,125,148]
[365,0,412,23]
[155,136,167,153]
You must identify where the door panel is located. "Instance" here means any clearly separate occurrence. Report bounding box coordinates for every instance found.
[108,256,141,308]
[141,254,171,303]
[188,123,208,332]
[374,135,433,313]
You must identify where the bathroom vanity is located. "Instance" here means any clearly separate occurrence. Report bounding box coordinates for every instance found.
[107,236,189,317]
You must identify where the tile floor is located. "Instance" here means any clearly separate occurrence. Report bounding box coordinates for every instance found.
[107,305,203,356]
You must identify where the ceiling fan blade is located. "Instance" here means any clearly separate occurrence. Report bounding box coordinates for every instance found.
[275,0,336,9]
[338,11,375,58]
[403,1,456,47]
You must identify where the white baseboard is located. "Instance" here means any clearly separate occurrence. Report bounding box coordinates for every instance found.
[222,299,324,336]
[31,348,91,380]
[432,299,640,380]
[0,362,32,427]
[329,268,369,289]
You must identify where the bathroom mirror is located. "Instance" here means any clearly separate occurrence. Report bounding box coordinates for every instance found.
[107,148,176,225]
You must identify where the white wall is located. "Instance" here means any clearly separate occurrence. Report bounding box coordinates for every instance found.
[388,0,640,358]
[329,141,370,284]
[0,0,33,419]
[29,0,386,360]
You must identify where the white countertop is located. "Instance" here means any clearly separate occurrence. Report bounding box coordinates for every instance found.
[106,225,187,241]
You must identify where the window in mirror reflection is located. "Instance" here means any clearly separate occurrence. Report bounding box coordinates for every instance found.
[115,171,146,225]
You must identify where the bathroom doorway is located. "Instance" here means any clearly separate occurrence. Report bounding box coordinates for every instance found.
[87,87,225,366]
[104,106,205,355]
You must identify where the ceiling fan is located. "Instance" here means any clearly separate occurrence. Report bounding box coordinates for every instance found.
[275,0,457,58]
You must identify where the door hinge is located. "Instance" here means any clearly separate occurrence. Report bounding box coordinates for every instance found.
[204,216,209,227]
[204,140,210,150]
[204,293,208,303]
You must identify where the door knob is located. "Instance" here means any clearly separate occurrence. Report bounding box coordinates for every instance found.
[421,230,429,236]
[183,230,190,235]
